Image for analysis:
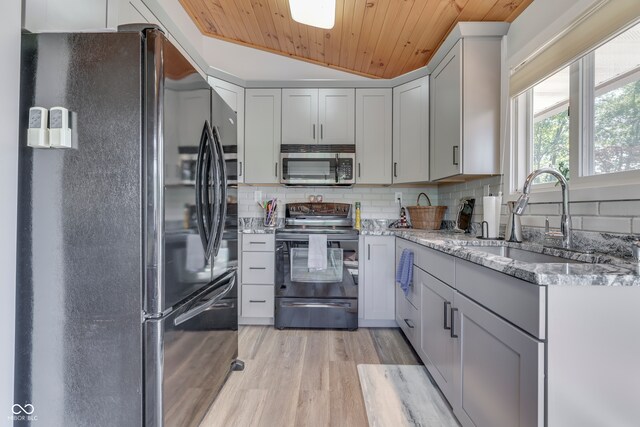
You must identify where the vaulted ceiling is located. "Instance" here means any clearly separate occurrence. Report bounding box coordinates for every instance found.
[179,0,533,79]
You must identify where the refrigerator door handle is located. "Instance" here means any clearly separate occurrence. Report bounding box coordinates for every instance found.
[174,274,236,326]
[211,125,228,258]
[203,121,218,259]
[195,122,212,253]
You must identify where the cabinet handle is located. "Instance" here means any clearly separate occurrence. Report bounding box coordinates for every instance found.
[249,299,266,303]
[358,163,361,178]
[249,267,267,270]
[404,318,415,329]
[249,241,266,245]
[320,124,323,139]
[453,146,459,166]
[313,124,316,140]
[367,244,371,260]
[239,161,243,177]
[450,307,459,338]
[275,162,278,177]
[394,162,398,177]
[443,301,451,330]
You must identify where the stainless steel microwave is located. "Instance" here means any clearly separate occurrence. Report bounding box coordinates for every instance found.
[279,145,355,186]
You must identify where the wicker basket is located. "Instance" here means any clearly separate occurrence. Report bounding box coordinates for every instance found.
[406,193,447,230]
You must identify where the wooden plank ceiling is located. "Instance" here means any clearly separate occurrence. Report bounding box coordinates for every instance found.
[179,0,533,79]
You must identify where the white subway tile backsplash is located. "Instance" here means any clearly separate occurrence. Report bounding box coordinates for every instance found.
[526,203,560,215]
[238,185,435,221]
[569,202,599,216]
[633,218,640,234]
[582,217,632,234]
[599,201,640,217]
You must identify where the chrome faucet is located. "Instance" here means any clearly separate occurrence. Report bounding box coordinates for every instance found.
[513,167,572,249]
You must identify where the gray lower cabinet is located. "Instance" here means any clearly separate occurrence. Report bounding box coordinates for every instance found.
[397,238,544,427]
[453,292,544,427]
[419,269,456,400]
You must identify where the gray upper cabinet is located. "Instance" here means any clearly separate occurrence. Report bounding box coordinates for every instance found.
[318,89,355,144]
[355,88,392,184]
[282,89,318,145]
[393,76,429,183]
[244,89,281,184]
[430,38,501,181]
[209,77,245,183]
[282,88,354,145]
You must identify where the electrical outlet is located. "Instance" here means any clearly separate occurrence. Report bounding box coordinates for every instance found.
[254,191,263,203]
[395,192,403,206]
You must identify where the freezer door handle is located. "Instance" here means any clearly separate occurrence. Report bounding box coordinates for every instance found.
[174,274,236,326]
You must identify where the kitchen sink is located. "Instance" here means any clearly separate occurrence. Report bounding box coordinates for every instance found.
[467,246,584,264]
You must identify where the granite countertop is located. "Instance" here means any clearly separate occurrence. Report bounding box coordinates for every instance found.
[238,216,640,286]
[364,228,640,287]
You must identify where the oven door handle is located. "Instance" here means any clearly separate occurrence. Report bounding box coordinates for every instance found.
[275,233,359,242]
[280,302,352,309]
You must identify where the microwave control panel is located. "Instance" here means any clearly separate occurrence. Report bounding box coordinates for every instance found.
[337,159,353,180]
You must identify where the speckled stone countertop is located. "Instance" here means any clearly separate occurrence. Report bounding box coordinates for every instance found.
[364,228,640,287]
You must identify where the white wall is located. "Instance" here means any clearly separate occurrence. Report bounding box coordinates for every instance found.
[1,0,21,417]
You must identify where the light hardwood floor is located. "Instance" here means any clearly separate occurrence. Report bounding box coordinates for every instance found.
[199,326,421,427]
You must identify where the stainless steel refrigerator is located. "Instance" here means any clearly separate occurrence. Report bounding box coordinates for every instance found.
[15,26,241,427]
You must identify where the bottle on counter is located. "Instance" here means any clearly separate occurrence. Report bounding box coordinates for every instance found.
[354,202,361,231]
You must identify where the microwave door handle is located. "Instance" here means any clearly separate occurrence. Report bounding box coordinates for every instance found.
[212,125,227,258]
[335,154,339,183]
[195,122,210,253]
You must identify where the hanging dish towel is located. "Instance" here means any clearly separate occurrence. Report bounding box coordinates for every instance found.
[308,234,328,271]
[396,249,414,296]
[186,233,206,272]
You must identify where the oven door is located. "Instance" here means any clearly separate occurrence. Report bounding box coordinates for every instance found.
[274,233,359,328]
[280,153,354,185]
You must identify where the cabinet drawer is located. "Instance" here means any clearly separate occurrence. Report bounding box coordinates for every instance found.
[242,234,275,252]
[396,285,420,347]
[242,252,275,285]
[455,259,546,339]
[242,285,274,318]
[414,245,455,285]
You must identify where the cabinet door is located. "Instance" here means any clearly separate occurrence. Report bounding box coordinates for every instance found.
[362,236,396,321]
[24,0,115,31]
[318,89,355,145]
[209,78,245,182]
[355,88,392,184]
[392,76,429,183]
[419,270,456,400]
[430,40,462,181]
[245,89,281,184]
[453,293,544,427]
[282,89,318,144]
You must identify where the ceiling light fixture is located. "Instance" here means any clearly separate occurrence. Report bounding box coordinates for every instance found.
[289,0,336,30]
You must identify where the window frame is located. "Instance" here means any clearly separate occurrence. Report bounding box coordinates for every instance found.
[507,23,640,204]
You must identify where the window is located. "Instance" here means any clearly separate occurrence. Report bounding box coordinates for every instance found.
[511,21,640,194]
[531,67,570,184]
[588,26,640,175]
